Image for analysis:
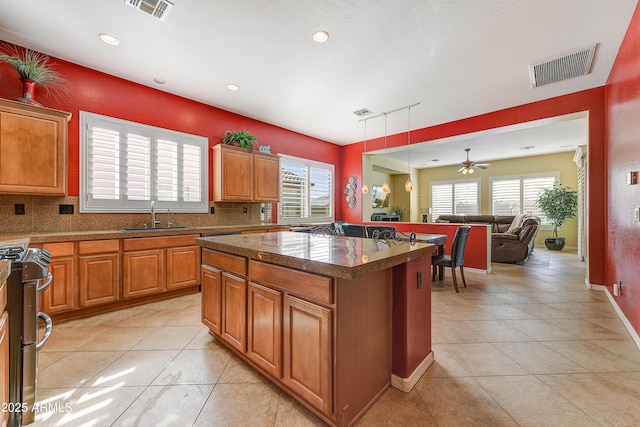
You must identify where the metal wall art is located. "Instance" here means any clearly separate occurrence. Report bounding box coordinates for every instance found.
[344,176,357,208]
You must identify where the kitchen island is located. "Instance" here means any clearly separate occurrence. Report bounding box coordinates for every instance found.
[196,231,436,427]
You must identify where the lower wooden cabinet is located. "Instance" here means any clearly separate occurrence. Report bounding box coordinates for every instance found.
[42,242,76,314]
[201,265,221,334]
[247,282,282,378]
[221,272,247,352]
[78,239,120,307]
[123,249,165,298]
[166,245,200,290]
[283,294,332,414]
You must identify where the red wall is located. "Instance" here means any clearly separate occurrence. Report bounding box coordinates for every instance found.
[604,2,640,334]
[340,89,607,287]
[0,45,343,218]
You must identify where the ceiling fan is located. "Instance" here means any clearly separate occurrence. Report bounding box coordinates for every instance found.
[458,148,490,174]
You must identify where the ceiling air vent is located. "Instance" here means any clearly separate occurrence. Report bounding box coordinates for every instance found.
[353,108,373,117]
[124,0,173,21]
[529,44,597,88]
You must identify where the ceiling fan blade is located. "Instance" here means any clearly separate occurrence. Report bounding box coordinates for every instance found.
[457,166,466,172]
[475,164,490,169]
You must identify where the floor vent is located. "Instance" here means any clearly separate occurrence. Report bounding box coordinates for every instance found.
[124,0,173,21]
[529,44,597,88]
[353,108,374,117]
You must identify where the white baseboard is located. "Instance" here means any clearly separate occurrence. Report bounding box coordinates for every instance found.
[590,284,640,351]
[391,351,434,392]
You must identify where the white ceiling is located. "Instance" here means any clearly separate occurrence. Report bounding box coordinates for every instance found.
[0,0,636,166]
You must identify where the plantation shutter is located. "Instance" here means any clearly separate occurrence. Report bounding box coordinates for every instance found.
[454,182,478,215]
[431,184,452,219]
[492,179,520,215]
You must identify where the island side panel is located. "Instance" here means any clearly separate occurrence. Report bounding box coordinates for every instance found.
[335,268,392,425]
[391,254,433,386]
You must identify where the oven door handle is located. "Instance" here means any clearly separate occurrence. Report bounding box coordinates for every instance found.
[36,312,53,351]
[36,272,53,293]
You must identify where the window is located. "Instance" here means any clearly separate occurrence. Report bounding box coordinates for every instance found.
[80,111,208,212]
[430,179,480,219]
[279,155,334,224]
[490,173,558,223]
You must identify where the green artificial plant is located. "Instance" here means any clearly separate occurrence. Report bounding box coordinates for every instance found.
[221,129,258,150]
[0,43,68,100]
[536,183,578,237]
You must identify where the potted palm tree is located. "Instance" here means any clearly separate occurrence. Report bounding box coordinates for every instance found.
[221,129,258,151]
[0,43,68,106]
[536,183,578,250]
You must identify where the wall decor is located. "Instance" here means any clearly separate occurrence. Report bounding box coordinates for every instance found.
[344,176,357,208]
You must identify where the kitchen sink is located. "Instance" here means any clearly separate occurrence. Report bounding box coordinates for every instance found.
[119,226,195,232]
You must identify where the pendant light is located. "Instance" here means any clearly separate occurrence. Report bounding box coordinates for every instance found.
[361,120,369,194]
[382,113,390,193]
[405,106,413,192]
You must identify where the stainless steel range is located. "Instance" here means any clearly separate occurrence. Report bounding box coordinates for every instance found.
[1,240,52,426]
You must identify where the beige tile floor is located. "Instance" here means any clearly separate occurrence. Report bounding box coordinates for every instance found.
[34,249,640,426]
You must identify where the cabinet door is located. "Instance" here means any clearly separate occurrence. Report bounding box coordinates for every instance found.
[41,257,75,314]
[123,249,165,298]
[222,272,247,352]
[201,265,222,334]
[0,311,8,427]
[247,283,282,378]
[166,246,200,290]
[221,148,253,201]
[0,100,69,195]
[79,254,119,307]
[253,154,280,201]
[283,295,332,414]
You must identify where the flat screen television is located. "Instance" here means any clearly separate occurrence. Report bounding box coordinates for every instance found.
[371,186,390,208]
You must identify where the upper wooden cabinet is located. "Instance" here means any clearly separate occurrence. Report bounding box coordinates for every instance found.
[0,98,71,195]
[212,144,280,202]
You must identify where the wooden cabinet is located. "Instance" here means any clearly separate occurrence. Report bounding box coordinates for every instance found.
[1,262,8,427]
[201,265,222,334]
[247,282,282,378]
[41,242,76,314]
[283,295,332,414]
[0,98,71,195]
[123,235,199,299]
[78,240,120,307]
[212,144,280,202]
[221,272,247,352]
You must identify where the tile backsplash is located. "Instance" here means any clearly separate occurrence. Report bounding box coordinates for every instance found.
[0,195,269,234]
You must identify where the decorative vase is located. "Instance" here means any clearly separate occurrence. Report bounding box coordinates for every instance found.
[17,79,41,106]
[544,236,566,251]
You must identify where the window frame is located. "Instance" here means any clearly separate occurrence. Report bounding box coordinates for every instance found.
[489,172,560,225]
[278,154,334,225]
[79,111,208,213]
[430,178,481,218]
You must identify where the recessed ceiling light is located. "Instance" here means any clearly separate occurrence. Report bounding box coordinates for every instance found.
[312,30,330,43]
[99,33,120,46]
[153,78,166,85]
[227,84,240,91]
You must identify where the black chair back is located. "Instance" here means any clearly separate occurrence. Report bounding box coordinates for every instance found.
[451,226,471,267]
[342,224,367,238]
[365,225,396,239]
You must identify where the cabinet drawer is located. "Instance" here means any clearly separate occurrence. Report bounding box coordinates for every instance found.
[250,260,333,305]
[43,241,74,257]
[123,234,198,251]
[79,239,119,255]
[202,249,247,277]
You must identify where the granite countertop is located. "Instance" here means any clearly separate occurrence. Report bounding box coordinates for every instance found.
[197,231,436,280]
[0,224,290,244]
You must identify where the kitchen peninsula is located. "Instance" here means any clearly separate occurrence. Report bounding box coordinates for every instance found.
[196,231,437,427]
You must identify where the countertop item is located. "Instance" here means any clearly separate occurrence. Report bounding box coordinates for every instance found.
[196,231,436,280]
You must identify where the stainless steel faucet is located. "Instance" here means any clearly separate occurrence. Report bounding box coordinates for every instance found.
[151,201,160,228]
[167,208,173,228]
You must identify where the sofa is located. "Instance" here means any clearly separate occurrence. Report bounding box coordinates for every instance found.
[435,214,541,263]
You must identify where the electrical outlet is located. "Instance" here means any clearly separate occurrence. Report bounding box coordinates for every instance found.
[417,271,423,289]
[636,207,640,222]
[210,206,215,214]
[243,206,248,214]
[613,281,622,296]
[15,204,25,215]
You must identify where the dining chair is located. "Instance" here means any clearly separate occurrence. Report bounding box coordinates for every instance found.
[365,225,396,240]
[432,225,471,293]
[342,224,367,238]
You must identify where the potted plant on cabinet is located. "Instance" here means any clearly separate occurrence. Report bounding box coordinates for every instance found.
[0,43,68,106]
[221,129,258,151]
[536,182,578,250]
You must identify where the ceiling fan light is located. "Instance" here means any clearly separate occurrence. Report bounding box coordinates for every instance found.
[462,168,468,175]
[468,168,474,174]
